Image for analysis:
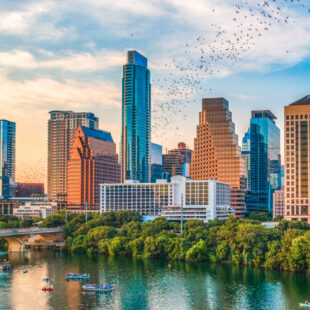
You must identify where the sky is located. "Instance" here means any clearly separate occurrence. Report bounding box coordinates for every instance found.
[0,0,309,185]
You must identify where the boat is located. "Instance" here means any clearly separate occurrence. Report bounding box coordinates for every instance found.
[42,278,54,292]
[300,303,310,308]
[23,270,28,274]
[82,283,115,293]
[65,273,90,280]
[0,263,12,271]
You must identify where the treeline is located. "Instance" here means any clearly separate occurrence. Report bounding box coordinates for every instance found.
[0,215,42,229]
[1,211,310,273]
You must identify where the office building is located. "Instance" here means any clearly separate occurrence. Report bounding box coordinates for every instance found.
[246,110,281,213]
[100,176,233,222]
[190,98,245,217]
[15,183,44,197]
[163,152,184,180]
[284,95,310,223]
[67,126,121,211]
[0,120,16,200]
[151,143,163,183]
[241,130,251,191]
[13,201,57,219]
[47,111,98,202]
[273,189,284,219]
[168,142,192,177]
[121,50,151,183]
[0,200,19,216]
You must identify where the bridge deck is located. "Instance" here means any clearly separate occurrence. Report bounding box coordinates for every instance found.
[0,227,64,237]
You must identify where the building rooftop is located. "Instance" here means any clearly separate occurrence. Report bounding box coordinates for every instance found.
[80,126,114,143]
[290,95,310,106]
[251,110,277,121]
[127,50,148,68]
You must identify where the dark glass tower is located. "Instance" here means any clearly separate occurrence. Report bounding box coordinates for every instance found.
[121,51,151,183]
[0,120,16,199]
[246,110,281,213]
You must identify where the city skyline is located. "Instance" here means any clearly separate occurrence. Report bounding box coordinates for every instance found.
[0,1,309,184]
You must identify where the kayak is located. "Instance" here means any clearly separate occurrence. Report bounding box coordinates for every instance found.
[300,303,310,308]
[42,288,54,292]
[82,284,115,292]
[66,273,90,280]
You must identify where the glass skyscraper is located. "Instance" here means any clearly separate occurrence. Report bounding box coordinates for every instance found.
[241,130,251,191]
[151,143,163,183]
[121,51,151,183]
[0,120,16,199]
[246,110,281,213]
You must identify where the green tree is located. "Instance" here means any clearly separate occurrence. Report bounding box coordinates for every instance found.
[185,239,208,262]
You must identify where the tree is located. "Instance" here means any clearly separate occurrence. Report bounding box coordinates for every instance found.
[185,239,208,262]
[87,226,117,242]
[120,221,142,239]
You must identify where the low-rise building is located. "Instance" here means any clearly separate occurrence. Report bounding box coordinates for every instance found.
[0,200,19,216]
[13,202,57,219]
[100,176,233,222]
[273,189,284,219]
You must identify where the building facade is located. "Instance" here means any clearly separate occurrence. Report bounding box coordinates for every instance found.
[13,201,57,219]
[67,126,121,211]
[246,110,281,213]
[151,143,163,183]
[121,51,151,183]
[15,183,44,197]
[273,189,284,219]
[47,111,98,201]
[190,98,245,217]
[284,96,310,223]
[0,200,19,216]
[100,176,233,223]
[241,130,251,191]
[0,120,16,200]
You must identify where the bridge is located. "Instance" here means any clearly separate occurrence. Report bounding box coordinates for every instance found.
[0,227,65,251]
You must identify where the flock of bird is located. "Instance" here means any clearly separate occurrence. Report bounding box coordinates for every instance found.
[150,0,310,142]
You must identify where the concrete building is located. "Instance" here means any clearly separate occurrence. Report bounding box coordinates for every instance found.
[0,120,16,199]
[284,95,310,223]
[121,51,151,183]
[273,189,284,219]
[0,200,19,216]
[100,176,233,223]
[47,111,99,202]
[67,126,121,211]
[13,202,57,219]
[190,98,245,218]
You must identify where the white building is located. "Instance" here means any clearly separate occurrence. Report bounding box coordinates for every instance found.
[13,202,57,219]
[100,176,233,222]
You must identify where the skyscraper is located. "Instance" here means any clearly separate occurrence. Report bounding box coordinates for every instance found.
[151,143,163,183]
[47,111,99,201]
[241,130,251,191]
[67,126,121,210]
[0,120,16,199]
[246,110,281,213]
[190,98,245,217]
[284,95,310,223]
[121,50,151,183]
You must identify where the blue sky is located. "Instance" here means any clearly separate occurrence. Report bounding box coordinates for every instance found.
[0,0,309,182]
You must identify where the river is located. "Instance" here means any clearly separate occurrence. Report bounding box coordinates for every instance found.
[0,251,309,310]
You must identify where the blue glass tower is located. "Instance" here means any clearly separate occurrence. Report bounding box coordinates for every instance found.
[151,143,163,183]
[121,51,151,183]
[0,120,16,199]
[246,111,281,213]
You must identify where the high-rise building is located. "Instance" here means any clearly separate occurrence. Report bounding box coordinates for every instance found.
[168,142,192,177]
[190,98,245,217]
[163,152,184,181]
[273,189,284,219]
[121,50,151,183]
[151,143,163,183]
[241,130,251,191]
[0,120,16,199]
[47,111,98,201]
[246,110,281,213]
[67,126,121,211]
[15,183,44,197]
[284,95,310,223]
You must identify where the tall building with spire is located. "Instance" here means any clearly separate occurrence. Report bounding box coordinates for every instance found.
[47,111,98,201]
[0,120,16,199]
[284,95,310,223]
[190,98,245,217]
[121,51,151,183]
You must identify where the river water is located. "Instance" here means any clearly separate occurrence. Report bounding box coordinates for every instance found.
[0,251,309,310]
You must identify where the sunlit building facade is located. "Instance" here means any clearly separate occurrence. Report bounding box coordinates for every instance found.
[0,120,16,200]
[100,176,233,222]
[121,51,151,183]
[273,189,284,219]
[246,110,281,213]
[67,126,121,211]
[47,111,98,201]
[284,95,310,223]
[190,98,245,217]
